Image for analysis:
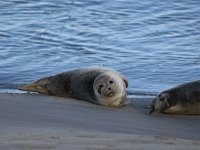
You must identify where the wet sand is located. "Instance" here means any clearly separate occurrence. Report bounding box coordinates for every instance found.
[0,93,200,150]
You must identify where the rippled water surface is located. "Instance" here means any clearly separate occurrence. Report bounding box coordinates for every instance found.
[0,0,200,95]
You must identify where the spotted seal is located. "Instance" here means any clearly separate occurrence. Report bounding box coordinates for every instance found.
[18,67,129,107]
[149,80,200,114]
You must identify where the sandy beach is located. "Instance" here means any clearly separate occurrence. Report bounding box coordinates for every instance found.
[0,93,200,150]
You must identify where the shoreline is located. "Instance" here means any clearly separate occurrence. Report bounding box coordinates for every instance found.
[0,93,200,149]
[0,88,158,97]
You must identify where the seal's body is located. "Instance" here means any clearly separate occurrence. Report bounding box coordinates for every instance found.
[18,67,129,107]
[150,80,200,114]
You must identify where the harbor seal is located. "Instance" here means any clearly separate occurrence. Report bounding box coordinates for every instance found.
[18,67,129,107]
[149,80,200,114]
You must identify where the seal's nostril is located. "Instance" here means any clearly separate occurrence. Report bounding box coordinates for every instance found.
[108,87,111,90]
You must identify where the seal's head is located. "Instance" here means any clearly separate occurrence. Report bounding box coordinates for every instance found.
[93,73,129,107]
[149,93,170,114]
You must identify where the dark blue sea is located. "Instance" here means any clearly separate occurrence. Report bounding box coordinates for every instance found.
[0,0,200,97]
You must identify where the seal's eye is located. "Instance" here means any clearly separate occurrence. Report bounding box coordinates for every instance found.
[98,84,104,94]
[160,96,167,101]
[43,84,47,88]
[99,84,104,88]
[109,81,113,84]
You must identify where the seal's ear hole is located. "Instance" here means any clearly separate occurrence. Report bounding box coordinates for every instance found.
[109,80,114,84]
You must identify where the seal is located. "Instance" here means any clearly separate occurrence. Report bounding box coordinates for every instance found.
[149,80,200,114]
[18,67,129,107]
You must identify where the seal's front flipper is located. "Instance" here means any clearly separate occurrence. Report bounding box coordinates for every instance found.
[149,107,155,115]
[149,98,156,115]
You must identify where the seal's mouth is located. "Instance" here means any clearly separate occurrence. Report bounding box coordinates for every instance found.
[106,91,115,97]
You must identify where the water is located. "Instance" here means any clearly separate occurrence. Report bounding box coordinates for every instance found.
[0,0,200,96]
